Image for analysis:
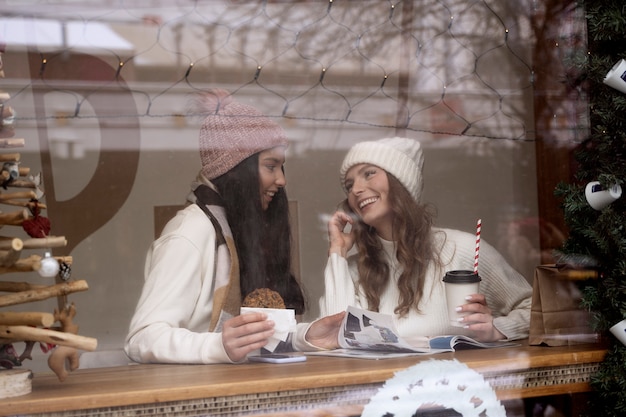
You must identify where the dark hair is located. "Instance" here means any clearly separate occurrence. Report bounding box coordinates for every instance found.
[345,173,440,317]
[212,153,306,315]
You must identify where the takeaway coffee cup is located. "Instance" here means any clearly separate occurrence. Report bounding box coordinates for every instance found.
[443,270,481,327]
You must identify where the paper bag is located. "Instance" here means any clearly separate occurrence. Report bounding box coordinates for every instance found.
[529,265,599,346]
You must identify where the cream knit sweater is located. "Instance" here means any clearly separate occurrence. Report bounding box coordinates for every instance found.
[321,228,532,341]
[125,203,313,364]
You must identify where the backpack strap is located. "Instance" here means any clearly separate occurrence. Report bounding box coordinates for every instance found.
[193,184,240,332]
[193,184,226,246]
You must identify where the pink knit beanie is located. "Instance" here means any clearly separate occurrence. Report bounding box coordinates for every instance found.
[197,89,288,180]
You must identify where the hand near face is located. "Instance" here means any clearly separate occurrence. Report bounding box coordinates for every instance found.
[222,312,275,362]
[328,211,356,257]
[456,294,506,342]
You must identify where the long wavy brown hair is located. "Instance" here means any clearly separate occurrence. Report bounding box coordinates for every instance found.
[344,172,441,317]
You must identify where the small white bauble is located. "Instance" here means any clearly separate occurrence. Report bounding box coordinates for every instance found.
[39,252,60,278]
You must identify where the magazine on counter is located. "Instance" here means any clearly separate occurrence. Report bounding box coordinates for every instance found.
[306,306,517,359]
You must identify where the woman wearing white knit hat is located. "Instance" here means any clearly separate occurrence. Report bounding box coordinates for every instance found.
[126,89,344,365]
[322,137,532,342]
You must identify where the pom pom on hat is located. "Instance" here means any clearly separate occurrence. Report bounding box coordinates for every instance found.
[340,137,424,202]
[196,89,288,180]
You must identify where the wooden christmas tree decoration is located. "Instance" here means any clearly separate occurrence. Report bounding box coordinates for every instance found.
[0,48,97,399]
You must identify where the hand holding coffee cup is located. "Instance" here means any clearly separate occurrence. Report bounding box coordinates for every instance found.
[443,270,481,327]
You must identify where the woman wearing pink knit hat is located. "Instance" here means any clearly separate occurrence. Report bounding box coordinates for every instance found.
[126,89,343,364]
[322,137,532,343]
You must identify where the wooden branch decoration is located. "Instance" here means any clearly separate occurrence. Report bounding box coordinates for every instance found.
[1,199,46,210]
[0,138,24,148]
[0,255,50,274]
[0,153,19,163]
[0,208,28,226]
[0,312,54,327]
[0,280,88,308]
[48,346,79,382]
[0,281,45,292]
[5,179,37,189]
[0,104,15,139]
[55,304,78,334]
[47,303,81,381]
[0,237,22,267]
[0,236,67,251]
[0,191,39,201]
[0,168,29,182]
[0,254,71,275]
[0,326,97,351]
[0,190,47,210]
[54,255,72,265]
[23,237,66,250]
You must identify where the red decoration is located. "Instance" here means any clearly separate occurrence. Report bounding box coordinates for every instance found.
[22,215,51,238]
[23,199,51,238]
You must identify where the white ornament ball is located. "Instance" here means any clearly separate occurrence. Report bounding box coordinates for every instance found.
[39,254,60,277]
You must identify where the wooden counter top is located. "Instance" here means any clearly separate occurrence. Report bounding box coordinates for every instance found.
[0,342,607,416]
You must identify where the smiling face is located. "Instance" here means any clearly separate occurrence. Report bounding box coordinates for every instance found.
[344,163,394,240]
[258,145,287,211]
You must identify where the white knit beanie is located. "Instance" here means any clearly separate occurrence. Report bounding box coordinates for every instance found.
[340,137,424,202]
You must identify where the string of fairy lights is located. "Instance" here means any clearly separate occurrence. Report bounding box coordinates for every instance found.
[1,0,583,142]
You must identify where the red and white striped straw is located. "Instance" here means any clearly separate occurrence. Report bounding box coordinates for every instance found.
[474,218,481,274]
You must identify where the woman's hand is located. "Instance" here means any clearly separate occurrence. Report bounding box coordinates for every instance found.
[305,311,346,349]
[328,211,356,257]
[222,313,275,362]
[457,294,506,342]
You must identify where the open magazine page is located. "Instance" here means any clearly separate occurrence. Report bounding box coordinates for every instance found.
[306,306,517,359]
[338,306,443,353]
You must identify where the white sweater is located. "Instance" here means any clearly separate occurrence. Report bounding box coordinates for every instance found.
[321,228,532,341]
[125,204,313,364]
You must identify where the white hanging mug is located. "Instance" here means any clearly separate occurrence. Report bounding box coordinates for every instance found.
[604,59,626,94]
[610,319,626,346]
[585,181,622,210]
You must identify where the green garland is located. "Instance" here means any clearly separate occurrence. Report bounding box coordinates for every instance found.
[556,1,626,414]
